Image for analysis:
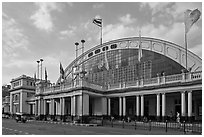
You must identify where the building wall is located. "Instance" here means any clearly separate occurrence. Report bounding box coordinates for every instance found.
[92,97,102,115]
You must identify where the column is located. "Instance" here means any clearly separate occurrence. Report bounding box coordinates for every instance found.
[59,98,62,117]
[181,91,186,117]
[43,99,46,115]
[10,94,13,114]
[156,94,160,119]
[35,100,38,115]
[136,96,140,117]
[38,99,41,115]
[79,95,83,116]
[187,91,192,117]
[140,95,144,117]
[162,93,166,120]
[61,98,65,115]
[71,96,76,116]
[101,97,106,115]
[119,97,122,117]
[187,91,192,121]
[108,98,111,116]
[123,97,126,117]
[51,99,54,118]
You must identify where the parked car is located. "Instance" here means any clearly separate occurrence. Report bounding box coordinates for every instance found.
[15,113,27,123]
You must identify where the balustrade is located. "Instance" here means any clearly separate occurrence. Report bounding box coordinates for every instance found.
[39,71,201,94]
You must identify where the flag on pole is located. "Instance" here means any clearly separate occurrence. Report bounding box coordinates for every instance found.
[45,67,47,82]
[184,9,201,33]
[138,30,142,62]
[93,18,102,27]
[60,62,65,79]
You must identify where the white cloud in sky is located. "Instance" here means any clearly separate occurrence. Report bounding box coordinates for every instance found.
[66,2,73,7]
[59,25,77,39]
[93,3,104,9]
[30,2,61,32]
[2,12,29,59]
[103,16,201,58]
[119,14,136,25]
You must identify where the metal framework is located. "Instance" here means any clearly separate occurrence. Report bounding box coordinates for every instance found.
[56,37,202,84]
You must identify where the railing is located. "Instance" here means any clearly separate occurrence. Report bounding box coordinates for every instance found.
[165,73,182,83]
[41,71,202,94]
[102,120,202,134]
[144,77,158,85]
[191,71,202,80]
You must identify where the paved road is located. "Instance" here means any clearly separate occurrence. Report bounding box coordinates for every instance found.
[2,118,197,135]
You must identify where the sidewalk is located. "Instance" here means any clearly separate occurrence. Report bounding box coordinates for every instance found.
[27,120,201,135]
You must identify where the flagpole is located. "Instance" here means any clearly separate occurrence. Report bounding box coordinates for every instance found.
[185,32,188,71]
[101,19,102,45]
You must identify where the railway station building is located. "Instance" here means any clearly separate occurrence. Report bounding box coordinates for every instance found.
[8,37,202,122]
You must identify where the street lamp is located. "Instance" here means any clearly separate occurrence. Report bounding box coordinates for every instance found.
[75,42,79,60]
[37,60,40,80]
[40,59,43,81]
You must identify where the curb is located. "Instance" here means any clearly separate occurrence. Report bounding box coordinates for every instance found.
[29,120,98,127]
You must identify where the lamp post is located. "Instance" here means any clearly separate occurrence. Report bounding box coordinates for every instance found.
[37,60,40,81]
[80,40,86,123]
[75,42,79,60]
[81,40,85,73]
[40,59,43,81]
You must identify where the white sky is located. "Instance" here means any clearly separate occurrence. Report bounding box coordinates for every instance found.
[2,1,202,85]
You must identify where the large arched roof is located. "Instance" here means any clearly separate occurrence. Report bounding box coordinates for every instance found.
[56,37,202,84]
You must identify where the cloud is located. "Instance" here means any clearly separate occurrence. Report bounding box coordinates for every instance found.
[102,16,201,58]
[59,25,77,39]
[93,3,104,9]
[140,2,202,23]
[119,14,136,25]
[103,24,136,42]
[103,14,138,42]
[66,2,73,7]
[2,12,29,59]
[30,2,61,32]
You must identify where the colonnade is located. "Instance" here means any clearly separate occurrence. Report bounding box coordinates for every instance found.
[34,90,194,121]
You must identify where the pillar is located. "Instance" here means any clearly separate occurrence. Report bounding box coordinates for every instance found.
[71,96,76,116]
[123,97,126,117]
[156,94,160,121]
[187,91,192,121]
[101,97,106,116]
[61,98,65,121]
[35,100,38,115]
[79,95,83,116]
[181,91,186,121]
[181,91,186,117]
[108,98,111,116]
[162,93,166,121]
[119,97,122,117]
[51,99,54,120]
[59,98,62,117]
[135,95,140,120]
[140,95,144,117]
[10,94,13,114]
[43,99,46,120]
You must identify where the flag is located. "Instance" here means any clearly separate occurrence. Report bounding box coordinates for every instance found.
[45,67,47,82]
[93,18,102,27]
[60,62,65,79]
[138,30,142,62]
[184,9,201,33]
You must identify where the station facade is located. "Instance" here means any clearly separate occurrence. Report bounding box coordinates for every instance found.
[8,37,202,122]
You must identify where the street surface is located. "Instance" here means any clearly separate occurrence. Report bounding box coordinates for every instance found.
[2,118,197,135]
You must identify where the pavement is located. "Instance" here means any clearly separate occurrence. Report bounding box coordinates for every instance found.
[2,118,201,135]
